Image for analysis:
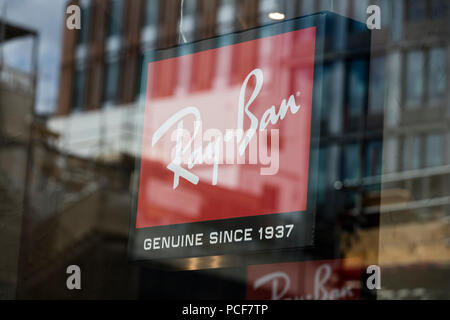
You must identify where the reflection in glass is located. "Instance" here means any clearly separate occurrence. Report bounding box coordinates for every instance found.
[72,69,86,112]
[405,50,424,107]
[403,136,422,170]
[391,0,403,41]
[107,0,125,37]
[428,47,446,103]
[376,0,391,28]
[425,134,443,168]
[431,0,448,18]
[369,56,386,113]
[103,60,120,104]
[78,4,91,44]
[144,0,159,26]
[365,140,382,177]
[343,144,360,180]
[406,0,427,21]
[217,0,236,34]
[348,59,368,118]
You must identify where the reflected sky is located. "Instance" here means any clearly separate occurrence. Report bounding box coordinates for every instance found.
[1,0,66,114]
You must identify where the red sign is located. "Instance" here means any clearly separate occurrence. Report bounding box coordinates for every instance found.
[136,27,316,228]
[247,259,361,300]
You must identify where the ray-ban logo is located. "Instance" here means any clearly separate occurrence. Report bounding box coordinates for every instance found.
[150,68,302,189]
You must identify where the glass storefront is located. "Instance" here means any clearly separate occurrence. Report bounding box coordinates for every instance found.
[0,0,449,300]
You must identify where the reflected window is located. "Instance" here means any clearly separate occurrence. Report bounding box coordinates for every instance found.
[217,0,236,34]
[77,4,91,44]
[103,60,120,104]
[406,0,426,21]
[377,0,391,28]
[411,136,422,170]
[183,0,197,16]
[347,59,368,118]
[425,134,443,168]
[343,144,360,180]
[144,0,159,26]
[403,136,422,170]
[428,47,447,103]
[365,140,382,177]
[431,0,448,19]
[369,56,386,113]
[72,69,86,112]
[405,50,424,107]
[107,0,125,37]
[391,0,403,41]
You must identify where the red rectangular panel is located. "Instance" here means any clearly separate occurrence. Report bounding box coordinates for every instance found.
[137,27,316,228]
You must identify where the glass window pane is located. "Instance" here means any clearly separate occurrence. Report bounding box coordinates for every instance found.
[428,47,447,102]
[369,56,386,113]
[377,0,391,28]
[184,0,197,16]
[348,59,368,117]
[391,0,403,41]
[343,144,360,180]
[407,0,427,21]
[431,0,448,19]
[411,136,422,170]
[402,136,422,170]
[144,0,159,26]
[7,0,450,301]
[103,60,120,103]
[72,69,86,112]
[405,50,424,107]
[425,134,443,167]
[78,5,91,44]
[365,140,383,177]
[217,0,236,34]
[108,0,124,37]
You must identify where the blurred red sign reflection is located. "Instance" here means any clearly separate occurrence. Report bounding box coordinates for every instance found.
[137,27,316,228]
[247,259,361,300]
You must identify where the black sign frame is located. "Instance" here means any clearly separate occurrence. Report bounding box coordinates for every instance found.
[128,11,372,268]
